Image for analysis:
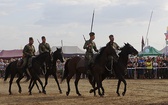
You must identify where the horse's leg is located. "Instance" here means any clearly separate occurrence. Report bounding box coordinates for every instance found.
[52,71,62,94]
[101,83,105,96]
[35,76,45,94]
[66,74,74,96]
[43,71,49,91]
[28,78,33,89]
[16,73,24,93]
[9,74,15,95]
[121,77,127,96]
[96,74,103,97]
[116,79,121,96]
[89,78,97,96]
[35,81,42,93]
[29,80,36,95]
[74,73,81,96]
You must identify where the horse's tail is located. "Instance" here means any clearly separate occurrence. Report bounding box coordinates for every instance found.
[4,62,12,81]
[61,59,71,83]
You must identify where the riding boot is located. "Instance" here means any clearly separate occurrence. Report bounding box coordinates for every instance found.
[28,58,32,69]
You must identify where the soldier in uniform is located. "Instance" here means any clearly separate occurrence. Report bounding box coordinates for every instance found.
[39,36,51,54]
[22,37,35,69]
[38,36,51,73]
[106,34,120,74]
[83,32,98,74]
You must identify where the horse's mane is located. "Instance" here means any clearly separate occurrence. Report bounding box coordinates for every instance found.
[36,52,50,59]
[118,44,128,56]
[95,46,106,62]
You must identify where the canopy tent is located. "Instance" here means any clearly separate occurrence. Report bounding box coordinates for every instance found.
[0,50,23,59]
[51,46,85,57]
[139,46,163,57]
[160,46,168,56]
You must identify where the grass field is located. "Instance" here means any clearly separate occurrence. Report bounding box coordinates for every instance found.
[0,78,168,105]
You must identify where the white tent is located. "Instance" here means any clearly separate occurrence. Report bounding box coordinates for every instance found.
[160,46,168,55]
[52,46,85,57]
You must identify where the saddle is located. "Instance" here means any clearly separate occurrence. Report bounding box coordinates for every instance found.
[28,56,36,68]
[76,58,85,69]
[17,59,24,68]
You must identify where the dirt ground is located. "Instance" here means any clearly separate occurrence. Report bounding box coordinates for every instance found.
[0,78,168,105]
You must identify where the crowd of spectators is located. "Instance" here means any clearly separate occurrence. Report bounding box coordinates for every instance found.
[1,56,168,79]
[127,56,168,79]
[0,58,17,78]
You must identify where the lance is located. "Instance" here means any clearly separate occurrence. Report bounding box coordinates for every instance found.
[37,39,40,44]
[90,9,95,32]
[145,10,153,46]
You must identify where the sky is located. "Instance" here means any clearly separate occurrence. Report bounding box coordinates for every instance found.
[0,0,168,52]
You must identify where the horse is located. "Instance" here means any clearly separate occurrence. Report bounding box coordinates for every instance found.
[89,43,138,96]
[61,43,118,96]
[4,59,32,95]
[28,52,52,95]
[28,48,64,95]
[43,48,64,94]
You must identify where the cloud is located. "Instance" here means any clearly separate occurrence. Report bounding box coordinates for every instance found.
[26,2,45,10]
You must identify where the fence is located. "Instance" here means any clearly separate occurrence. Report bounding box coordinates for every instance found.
[127,67,168,79]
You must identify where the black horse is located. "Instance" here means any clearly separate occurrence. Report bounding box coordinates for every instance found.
[62,43,118,96]
[28,48,64,95]
[4,52,52,95]
[43,48,64,93]
[4,60,25,95]
[28,52,52,95]
[90,43,138,96]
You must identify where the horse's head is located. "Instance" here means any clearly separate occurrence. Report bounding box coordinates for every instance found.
[53,47,64,63]
[106,43,119,62]
[121,43,138,56]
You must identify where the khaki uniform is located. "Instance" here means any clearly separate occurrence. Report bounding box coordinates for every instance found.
[110,42,120,54]
[39,42,51,54]
[107,41,120,74]
[22,44,35,68]
[83,39,98,71]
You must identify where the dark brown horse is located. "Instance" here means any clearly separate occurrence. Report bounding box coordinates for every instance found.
[61,43,118,96]
[89,43,138,96]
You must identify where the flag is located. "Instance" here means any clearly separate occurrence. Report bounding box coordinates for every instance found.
[165,33,168,40]
[141,36,145,51]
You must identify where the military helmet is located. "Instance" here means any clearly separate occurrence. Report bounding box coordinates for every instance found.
[29,37,33,40]
[109,34,114,38]
[89,32,95,36]
[41,36,45,39]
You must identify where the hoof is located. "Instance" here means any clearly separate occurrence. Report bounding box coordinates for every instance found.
[29,92,32,95]
[116,92,120,96]
[39,91,42,93]
[66,92,69,96]
[43,91,46,94]
[122,92,125,96]
[59,91,62,94]
[89,89,94,93]
[78,93,81,96]
[9,93,12,95]
[19,90,22,93]
[100,94,104,97]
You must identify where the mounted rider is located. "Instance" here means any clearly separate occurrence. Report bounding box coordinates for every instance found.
[83,32,98,74]
[106,35,120,74]
[38,36,51,73]
[22,37,35,69]
[39,36,51,54]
